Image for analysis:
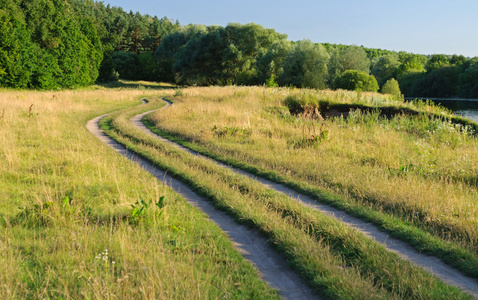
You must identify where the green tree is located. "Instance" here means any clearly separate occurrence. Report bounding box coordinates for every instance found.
[279,40,329,89]
[222,23,286,85]
[381,78,401,97]
[0,0,103,89]
[173,26,227,85]
[334,70,379,92]
[424,66,459,97]
[168,23,285,86]
[396,52,427,76]
[449,54,467,67]
[398,66,459,98]
[0,2,34,88]
[371,54,400,86]
[143,16,179,53]
[256,39,292,84]
[339,46,370,73]
[426,54,449,72]
[155,24,206,83]
[458,62,478,98]
[327,49,342,85]
[397,70,426,97]
[69,0,179,83]
[110,51,140,80]
[78,16,103,82]
[138,52,158,81]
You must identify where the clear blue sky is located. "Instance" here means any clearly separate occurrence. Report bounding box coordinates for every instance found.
[102,0,478,57]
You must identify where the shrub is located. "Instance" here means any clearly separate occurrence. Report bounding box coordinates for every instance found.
[265,75,278,87]
[334,70,379,92]
[381,78,401,98]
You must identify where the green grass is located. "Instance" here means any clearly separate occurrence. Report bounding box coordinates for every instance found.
[101,93,471,299]
[143,86,478,279]
[144,117,478,279]
[0,86,279,299]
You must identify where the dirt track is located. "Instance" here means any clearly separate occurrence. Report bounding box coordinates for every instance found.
[86,106,318,299]
[128,98,478,299]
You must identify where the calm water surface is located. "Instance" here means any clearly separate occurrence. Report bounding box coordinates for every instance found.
[408,98,478,123]
[432,99,478,123]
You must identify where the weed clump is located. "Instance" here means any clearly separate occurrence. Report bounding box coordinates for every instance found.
[14,196,77,228]
[290,122,329,148]
[129,196,166,226]
[211,125,252,138]
[174,89,183,97]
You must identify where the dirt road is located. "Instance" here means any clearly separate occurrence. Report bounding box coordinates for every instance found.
[86,107,318,300]
[129,98,478,299]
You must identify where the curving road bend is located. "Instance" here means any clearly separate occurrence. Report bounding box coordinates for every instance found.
[86,104,319,300]
[129,98,478,299]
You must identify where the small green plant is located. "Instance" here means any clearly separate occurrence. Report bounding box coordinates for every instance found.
[129,196,166,225]
[265,75,278,87]
[174,89,183,97]
[62,196,71,210]
[211,125,252,138]
[14,196,75,227]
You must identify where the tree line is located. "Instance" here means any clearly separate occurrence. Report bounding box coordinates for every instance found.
[1,0,477,98]
[153,26,478,98]
[0,0,178,89]
[69,0,179,83]
[0,0,103,89]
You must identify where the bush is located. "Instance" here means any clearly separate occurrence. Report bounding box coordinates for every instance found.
[381,78,401,97]
[334,70,379,92]
[237,69,259,86]
[265,75,278,87]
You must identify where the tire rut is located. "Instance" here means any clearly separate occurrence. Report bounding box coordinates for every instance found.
[87,107,318,300]
[130,98,478,299]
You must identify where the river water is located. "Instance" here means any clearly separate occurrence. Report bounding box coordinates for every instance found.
[408,98,478,123]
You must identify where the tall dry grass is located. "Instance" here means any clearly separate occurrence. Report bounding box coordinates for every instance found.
[150,86,478,249]
[104,99,468,299]
[0,85,278,299]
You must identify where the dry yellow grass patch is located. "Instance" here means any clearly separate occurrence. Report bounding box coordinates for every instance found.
[151,86,478,248]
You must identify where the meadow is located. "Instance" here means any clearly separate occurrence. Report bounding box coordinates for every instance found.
[0,83,278,299]
[99,86,474,298]
[146,86,478,277]
[2,82,476,299]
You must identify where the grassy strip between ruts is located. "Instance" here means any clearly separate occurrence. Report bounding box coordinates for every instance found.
[149,87,478,251]
[101,98,470,299]
[144,117,478,279]
[141,89,478,278]
[0,88,279,299]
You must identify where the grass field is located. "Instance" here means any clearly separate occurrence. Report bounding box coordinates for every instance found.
[100,88,472,298]
[2,82,476,299]
[145,86,478,277]
[0,83,279,299]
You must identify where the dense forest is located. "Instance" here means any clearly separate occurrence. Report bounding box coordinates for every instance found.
[1,0,477,98]
[0,0,178,88]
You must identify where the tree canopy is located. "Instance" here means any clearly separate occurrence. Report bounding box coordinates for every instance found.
[279,40,329,89]
[334,70,379,92]
[0,0,102,89]
[1,0,477,98]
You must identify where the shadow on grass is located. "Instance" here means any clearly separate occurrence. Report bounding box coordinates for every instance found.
[97,79,176,90]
